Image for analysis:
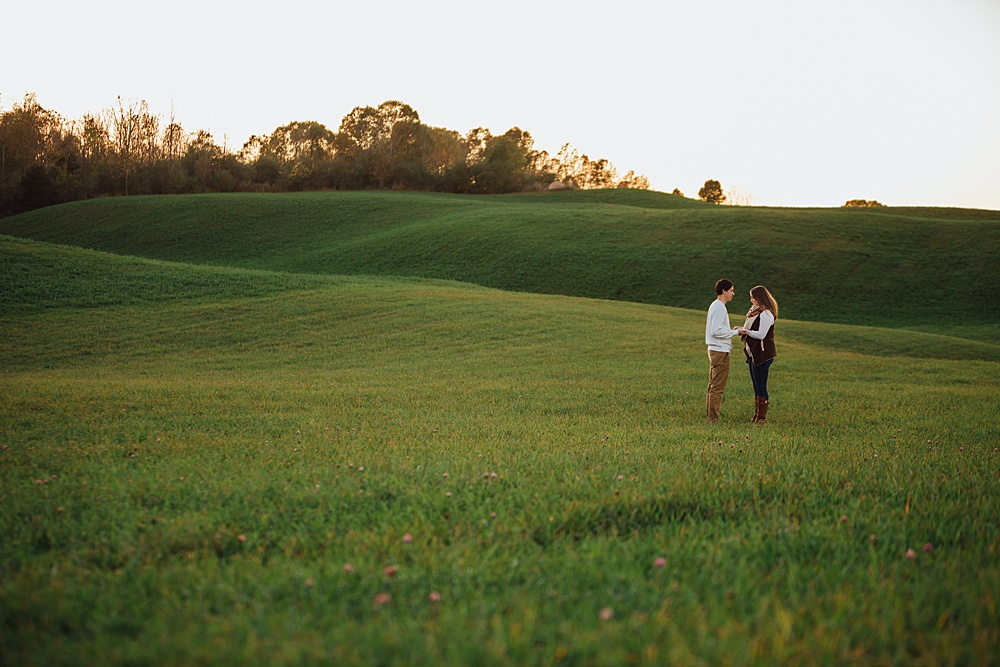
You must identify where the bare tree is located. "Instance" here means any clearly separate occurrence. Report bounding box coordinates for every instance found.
[617,171,650,189]
[725,185,755,206]
[108,97,160,194]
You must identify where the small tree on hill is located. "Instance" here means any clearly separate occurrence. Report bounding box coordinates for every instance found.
[726,185,755,206]
[698,179,725,204]
[616,170,649,189]
[843,199,885,207]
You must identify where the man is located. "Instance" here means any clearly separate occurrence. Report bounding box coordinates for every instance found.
[705,279,740,421]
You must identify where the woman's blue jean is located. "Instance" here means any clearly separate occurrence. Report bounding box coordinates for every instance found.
[747,358,774,399]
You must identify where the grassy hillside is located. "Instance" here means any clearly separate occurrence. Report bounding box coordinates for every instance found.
[2,234,996,364]
[1,235,998,665]
[3,190,997,339]
[2,192,998,663]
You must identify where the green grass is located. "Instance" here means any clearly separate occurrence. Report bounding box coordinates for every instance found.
[2,190,998,337]
[1,192,999,665]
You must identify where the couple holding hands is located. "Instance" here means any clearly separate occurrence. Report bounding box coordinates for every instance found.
[705,279,778,423]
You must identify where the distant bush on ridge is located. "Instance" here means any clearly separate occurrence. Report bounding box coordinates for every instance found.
[843,199,886,208]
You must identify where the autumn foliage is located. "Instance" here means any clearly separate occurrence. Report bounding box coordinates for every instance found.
[0,94,648,215]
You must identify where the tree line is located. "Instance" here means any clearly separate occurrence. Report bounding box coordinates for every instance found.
[0,94,650,216]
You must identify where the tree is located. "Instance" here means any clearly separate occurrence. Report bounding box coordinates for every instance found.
[470,132,528,194]
[843,199,885,207]
[552,143,616,188]
[698,179,725,204]
[384,119,432,188]
[0,94,62,176]
[179,131,249,193]
[547,142,647,190]
[455,127,552,194]
[183,130,222,191]
[463,127,493,165]
[258,120,335,164]
[616,170,649,190]
[552,143,584,187]
[251,120,336,189]
[78,114,110,161]
[0,93,70,213]
[581,157,618,189]
[72,113,115,196]
[335,100,422,187]
[725,185,754,206]
[16,164,61,211]
[500,127,547,176]
[108,97,160,195]
[421,126,464,177]
[162,122,186,161]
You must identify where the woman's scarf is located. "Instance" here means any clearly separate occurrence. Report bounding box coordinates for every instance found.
[741,304,766,342]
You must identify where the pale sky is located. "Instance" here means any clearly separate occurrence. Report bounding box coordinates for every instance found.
[4,0,999,209]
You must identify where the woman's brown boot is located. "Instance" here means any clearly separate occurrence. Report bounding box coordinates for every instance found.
[756,398,769,423]
[751,396,761,422]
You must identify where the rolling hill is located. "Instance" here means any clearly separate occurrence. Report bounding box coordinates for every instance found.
[2,189,998,339]
[2,192,999,665]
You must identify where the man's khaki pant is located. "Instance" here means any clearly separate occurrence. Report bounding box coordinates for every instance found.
[706,350,730,421]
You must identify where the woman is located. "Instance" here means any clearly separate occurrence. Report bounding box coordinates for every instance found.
[737,285,778,423]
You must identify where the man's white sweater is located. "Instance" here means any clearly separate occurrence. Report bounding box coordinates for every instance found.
[705,299,738,352]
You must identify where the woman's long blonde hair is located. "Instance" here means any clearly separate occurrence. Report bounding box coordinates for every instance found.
[750,285,778,318]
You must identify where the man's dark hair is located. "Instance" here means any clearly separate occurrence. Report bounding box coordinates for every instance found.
[715,279,734,295]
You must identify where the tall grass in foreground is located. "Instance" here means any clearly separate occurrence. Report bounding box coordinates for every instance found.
[1,237,998,665]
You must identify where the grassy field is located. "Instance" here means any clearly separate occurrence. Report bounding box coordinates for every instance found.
[3,189,998,337]
[1,192,999,665]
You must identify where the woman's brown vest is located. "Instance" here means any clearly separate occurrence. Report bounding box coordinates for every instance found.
[743,313,776,366]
